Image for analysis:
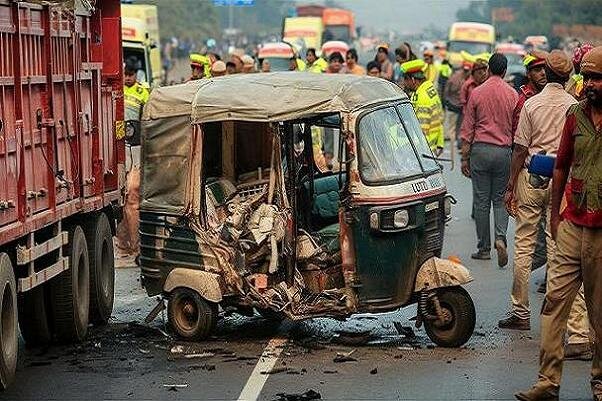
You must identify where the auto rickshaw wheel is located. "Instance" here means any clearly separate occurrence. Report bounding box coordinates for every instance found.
[168,288,217,341]
[424,287,475,348]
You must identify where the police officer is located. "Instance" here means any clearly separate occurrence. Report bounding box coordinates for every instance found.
[401,59,445,155]
[516,46,602,401]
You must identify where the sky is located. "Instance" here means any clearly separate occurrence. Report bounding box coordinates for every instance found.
[316,0,472,33]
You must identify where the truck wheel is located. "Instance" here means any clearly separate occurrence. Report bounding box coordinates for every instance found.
[17,285,52,347]
[50,225,90,343]
[168,288,217,341]
[424,287,475,348]
[84,213,115,325]
[0,253,17,390]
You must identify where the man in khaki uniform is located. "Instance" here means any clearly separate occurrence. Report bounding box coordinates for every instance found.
[516,46,602,401]
[499,51,591,360]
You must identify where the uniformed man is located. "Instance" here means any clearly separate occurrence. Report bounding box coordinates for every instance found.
[566,43,594,100]
[190,53,210,80]
[401,59,444,155]
[516,46,602,401]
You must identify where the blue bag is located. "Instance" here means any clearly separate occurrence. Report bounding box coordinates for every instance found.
[528,154,556,178]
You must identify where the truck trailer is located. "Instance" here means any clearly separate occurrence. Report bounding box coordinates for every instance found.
[0,0,124,389]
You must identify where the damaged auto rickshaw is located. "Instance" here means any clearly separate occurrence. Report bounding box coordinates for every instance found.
[139,73,475,347]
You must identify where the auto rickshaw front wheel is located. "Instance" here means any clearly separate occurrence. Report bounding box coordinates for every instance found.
[167,288,218,341]
[423,287,475,348]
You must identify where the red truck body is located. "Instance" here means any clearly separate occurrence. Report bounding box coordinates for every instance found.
[0,1,124,388]
[0,0,124,248]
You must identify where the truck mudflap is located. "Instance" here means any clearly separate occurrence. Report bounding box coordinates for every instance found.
[163,268,224,304]
[414,257,473,292]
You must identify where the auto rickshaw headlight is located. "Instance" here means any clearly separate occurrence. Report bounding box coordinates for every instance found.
[393,209,409,228]
[370,212,380,230]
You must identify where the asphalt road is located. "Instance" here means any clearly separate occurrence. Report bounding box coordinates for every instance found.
[4,158,593,401]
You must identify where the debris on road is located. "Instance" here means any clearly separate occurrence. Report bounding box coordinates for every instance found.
[261,366,290,375]
[183,352,215,359]
[273,389,322,401]
[393,322,416,339]
[370,367,378,375]
[332,330,372,346]
[162,383,189,391]
[333,349,357,363]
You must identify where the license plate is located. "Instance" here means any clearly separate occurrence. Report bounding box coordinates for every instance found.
[425,201,439,212]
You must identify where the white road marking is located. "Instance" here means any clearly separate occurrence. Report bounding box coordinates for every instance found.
[237,337,288,401]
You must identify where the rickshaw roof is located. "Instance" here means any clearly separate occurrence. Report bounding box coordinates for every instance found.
[142,80,204,120]
[191,72,407,124]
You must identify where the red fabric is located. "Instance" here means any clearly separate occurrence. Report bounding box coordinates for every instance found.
[556,104,602,227]
[460,76,518,147]
[460,77,477,108]
[512,83,537,136]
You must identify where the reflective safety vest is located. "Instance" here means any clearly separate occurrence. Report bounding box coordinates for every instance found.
[308,58,328,73]
[411,80,444,151]
[424,63,438,83]
[124,82,150,122]
[566,74,584,99]
[568,101,602,212]
[296,58,307,71]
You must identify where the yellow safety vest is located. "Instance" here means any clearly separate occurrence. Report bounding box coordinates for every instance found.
[308,58,328,73]
[124,82,150,121]
[411,80,444,151]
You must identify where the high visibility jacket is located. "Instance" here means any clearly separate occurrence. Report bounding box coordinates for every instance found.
[308,58,328,73]
[424,63,438,83]
[124,82,150,121]
[411,80,444,151]
[296,58,307,71]
[566,74,584,99]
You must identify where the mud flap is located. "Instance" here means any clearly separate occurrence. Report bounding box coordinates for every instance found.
[414,257,473,292]
[163,268,224,303]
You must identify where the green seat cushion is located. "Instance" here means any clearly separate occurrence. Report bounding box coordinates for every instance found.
[317,223,340,253]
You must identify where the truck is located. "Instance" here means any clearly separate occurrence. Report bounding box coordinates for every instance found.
[294,5,355,46]
[283,16,323,52]
[447,22,495,68]
[121,3,161,87]
[0,0,124,389]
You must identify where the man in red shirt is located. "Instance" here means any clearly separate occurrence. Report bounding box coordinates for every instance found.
[460,58,489,110]
[516,46,602,401]
[461,53,518,266]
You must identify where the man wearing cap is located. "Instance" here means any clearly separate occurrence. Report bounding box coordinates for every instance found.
[190,53,210,80]
[516,46,602,401]
[511,51,549,135]
[401,59,444,155]
[499,50,591,353]
[423,49,438,83]
[375,44,394,81]
[460,53,518,265]
[211,61,227,77]
[567,43,594,100]
[444,61,472,152]
[241,55,256,73]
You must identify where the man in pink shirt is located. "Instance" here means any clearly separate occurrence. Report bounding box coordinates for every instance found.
[461,53,519,266]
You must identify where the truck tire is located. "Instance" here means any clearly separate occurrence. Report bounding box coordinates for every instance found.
[424,287,475,348]
[50,225,90,343]
[17,285,52,347]
[168,288,217,341]
[0,253,18,390]
[84,213,115,325]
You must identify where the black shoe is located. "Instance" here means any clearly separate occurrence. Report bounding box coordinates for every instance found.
[564,342,593,361]
[515,385,559,401]
[471,250,491,260]
[495,239,508,267]
[537,282,546,294]
[498,315,530,330]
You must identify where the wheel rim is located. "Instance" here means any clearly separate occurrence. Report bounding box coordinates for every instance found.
[433,303,455,330]
[1,283,16,361]
[173,295,200,335]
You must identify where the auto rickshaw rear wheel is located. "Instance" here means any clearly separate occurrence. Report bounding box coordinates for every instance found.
[168,288,217,341]
[424,287,475,348]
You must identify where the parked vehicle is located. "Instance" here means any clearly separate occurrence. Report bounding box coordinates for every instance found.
[496,42,527,90]
[121,3,161,87]
[295,5,356,45]
[139,74,476,348]
[258,42,295,71]
[283,16,324,52]
[0,0,123,389]
[448,22,495,68]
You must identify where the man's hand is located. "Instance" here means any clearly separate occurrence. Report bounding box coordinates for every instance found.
[461,159,470,178]
[504,188,517,217]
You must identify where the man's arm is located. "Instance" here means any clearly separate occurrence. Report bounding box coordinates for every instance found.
[459,95,477,177]
[550,114,576,239]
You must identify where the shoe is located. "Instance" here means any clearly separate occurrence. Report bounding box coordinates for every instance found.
[515,384,559,401]
[592,383,602,401]
[564,342,593,361]
[495,239,508,267]
[498,315,530,330]
[471,250,491,260]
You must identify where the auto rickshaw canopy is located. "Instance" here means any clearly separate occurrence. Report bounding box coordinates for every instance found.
[190,72,408,124]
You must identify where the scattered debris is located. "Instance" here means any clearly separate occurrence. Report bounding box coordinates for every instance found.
[333,349,357,363]
[273,389,322,401]
[261,367,289,375]
[138,348,150,354]
[370,367,378,375]
[183,352,215,360]
[397,346,415,351]
[393,322,416,339]
[323,369,338,374]
[162,383,188,391]
[474,330,486,337]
